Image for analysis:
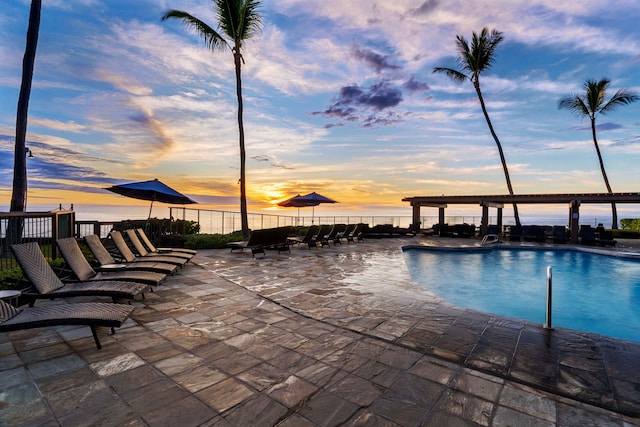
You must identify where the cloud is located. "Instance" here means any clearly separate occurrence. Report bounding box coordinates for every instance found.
[351,44,402,73]
[403,75,430,93]
[312,80,404,126]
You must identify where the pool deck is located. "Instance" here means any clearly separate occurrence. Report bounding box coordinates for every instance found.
[1,236,639,426]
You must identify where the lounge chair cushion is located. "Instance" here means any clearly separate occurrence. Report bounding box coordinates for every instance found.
[0,301,19,322]
[11,242,65,294]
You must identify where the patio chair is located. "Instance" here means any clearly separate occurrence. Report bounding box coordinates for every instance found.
[55,237,166,287]
[596,230,617,247]
[84,234,178,275]
[579,225,596,246]
[289,225,319,249]
[110,231,187,267]
[327,224,346,245]
[124,230,191,264]
[11,242,149,306]
[0,299,134,349]
[135,229,197,256]
[552,226,568,243]
[228,229,268,256]
[346,223,365,242]
[314,225,333,247]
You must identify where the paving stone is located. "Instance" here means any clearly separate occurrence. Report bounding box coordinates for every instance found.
[90,352,146,377]
[437,388,494,426]
[221,394,288,427]
[237,362,291,392]
[498,383,556,423]
[298,391,359,426]
[173,365,228,393]
[196,377,256,413]
[492,405,554,427]
[268,375,319,407]
[329,374,384,406]
[105,364,166,394]
[142,395,217,426]
[27,353,86,379]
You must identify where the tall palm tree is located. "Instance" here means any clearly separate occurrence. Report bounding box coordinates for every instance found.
[558,79,639,229]
[11,0,41,213]
[163,0,262,237]
[433,28,521,226]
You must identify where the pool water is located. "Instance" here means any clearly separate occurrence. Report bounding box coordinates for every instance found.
[403,247,640,342]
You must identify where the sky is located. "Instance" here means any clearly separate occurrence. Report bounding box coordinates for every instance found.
[1,0,640,222]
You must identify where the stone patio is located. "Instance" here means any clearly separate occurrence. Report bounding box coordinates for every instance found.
[1,236,639,426]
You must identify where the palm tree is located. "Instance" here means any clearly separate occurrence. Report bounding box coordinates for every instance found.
[558,79,639,229]
[11,0,41,213]
[163,0,262,237]
[433,28,521,226]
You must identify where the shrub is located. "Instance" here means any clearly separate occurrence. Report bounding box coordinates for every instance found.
[185,232,245,249]
[620,219,640,232]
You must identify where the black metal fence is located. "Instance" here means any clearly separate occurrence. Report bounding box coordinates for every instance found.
[0,210,74,272]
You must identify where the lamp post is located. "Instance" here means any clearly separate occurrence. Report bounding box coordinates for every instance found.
[24,147,33,209]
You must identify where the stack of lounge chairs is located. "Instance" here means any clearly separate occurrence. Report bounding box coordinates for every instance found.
[228,227,293,257]
[2,228,201,351]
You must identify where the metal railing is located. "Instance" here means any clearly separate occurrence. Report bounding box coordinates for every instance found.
[169,207,502,235]
[0,210,75,271]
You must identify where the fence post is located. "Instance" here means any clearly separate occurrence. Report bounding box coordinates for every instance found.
[544,266,553,330]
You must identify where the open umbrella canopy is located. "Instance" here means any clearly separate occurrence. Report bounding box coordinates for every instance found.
[277,194,320,208]
[106,179,197,205]
[277,192,337,224]
[297,192,337,204]
[105,178,197,224]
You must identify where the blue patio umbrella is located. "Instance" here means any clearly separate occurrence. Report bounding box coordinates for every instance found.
[105,178,197,222]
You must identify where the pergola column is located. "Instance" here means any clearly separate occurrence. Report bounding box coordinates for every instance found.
[480,204,489,236]
[569,200,580,243]
[411,203,421,232]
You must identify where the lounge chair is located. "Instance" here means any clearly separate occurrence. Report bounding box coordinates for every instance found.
[55,237,166,287]
[228,227,293,256]
[228,229,267,256]
[552,226,568,243]
[110,231,187,267]
[579,225,596,246]
[508,225,523,242]
[124,228,193,265]
[314,225,333,247]
[327,224,346,245]
[0,299,133,349]
[597,230,617,247]
[84,234,178,275]
[289,225,319,249]
[11,242,149,306]
[135,228,197,255]
[125,229,193,261]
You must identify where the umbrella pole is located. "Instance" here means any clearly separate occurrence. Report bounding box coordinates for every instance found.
[146,199,154,234]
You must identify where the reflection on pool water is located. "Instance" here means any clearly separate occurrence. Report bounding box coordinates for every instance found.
[403,247,640,342]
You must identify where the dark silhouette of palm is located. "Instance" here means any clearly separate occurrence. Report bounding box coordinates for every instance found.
[163,0,262,237]
[433,28,521,226]
[11,0,41,213]
[558,79,639,229]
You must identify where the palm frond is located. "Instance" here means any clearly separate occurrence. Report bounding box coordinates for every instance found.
[558,95,590,117]
[162,10,229,51]
[433,67,468,83]
[215,0,262,43]
[599,88,640,115]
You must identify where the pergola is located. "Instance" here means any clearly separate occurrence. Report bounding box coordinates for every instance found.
[403,192,640,243]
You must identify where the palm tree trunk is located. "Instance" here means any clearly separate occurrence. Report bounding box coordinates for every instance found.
[474,82,521,226]
[11,0,41,213]
[235,49,249,237]
[591,118,617,228]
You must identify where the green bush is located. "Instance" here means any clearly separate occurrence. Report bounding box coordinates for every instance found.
[620,219,640,233]
[612,229,640,239]
[185,232,245,249]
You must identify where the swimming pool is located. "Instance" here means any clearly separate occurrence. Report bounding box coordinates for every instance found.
[403,246,640,342]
